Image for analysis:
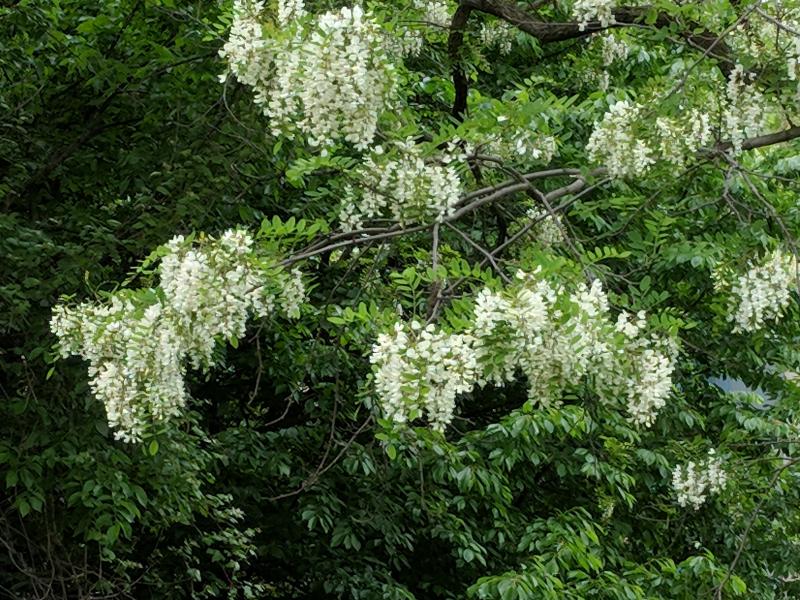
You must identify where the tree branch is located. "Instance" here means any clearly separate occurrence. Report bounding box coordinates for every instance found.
[460,0,733,72]
[448,5,473,121]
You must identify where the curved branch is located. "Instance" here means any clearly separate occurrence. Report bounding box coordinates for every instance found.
[460,0,733,73]
[739,126,800,152]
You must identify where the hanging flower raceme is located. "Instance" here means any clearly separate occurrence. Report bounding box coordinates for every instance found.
[586,100,712,177]
[338,140,463,231]
[727,248,797,333]
[480,20,516,55]
[573,0,617,31]
[723,64,766,154]
[51,230,306,442]
[672,449,727,510]
[220,0,396,151]
[370,270,676,430]
[371,321,477,432]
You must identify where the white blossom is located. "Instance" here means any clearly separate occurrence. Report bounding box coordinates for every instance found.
[573,0,617,32]
[723,64,766,154]
[729,248,797,333]
[371,321,477,431]
[586,100,655,178]
[51,230,306,442]
[587,101,712,176]
[414,0,450,27]
[220,1,396,151]
[600,33,629,66]
[672,450,727,510]
[277,0,306,26]
[339,140,462,231]
[371,270,675,430]
[484,125,557,164]
[525,207,565,248]
[480,20,515,55]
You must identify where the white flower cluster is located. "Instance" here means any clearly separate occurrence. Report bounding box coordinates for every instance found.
[654,110,712,167]
[729,249,797,333]
[339,141,462,231]
[596,33,629,91]
[220,0,271,91]
[385,1,451,58]
[485,124,557,164]
[51,230,306,442]
[160,230,277,368]
[586,101,712,177]
[480,20,516,55]
[525,207,565,247]
[415,0,450,27]
[729,7,800,102]
[277,0,306,26]
[586,101,653,177]
[600,33,629,66]
[672,450,727,510]
[724,64,766,153]
[788,37,800,98]
[51,298,186,444]
[371,321,477,431]
[370,271,676,430]
[573,0,617,31]
[220,1,396,151]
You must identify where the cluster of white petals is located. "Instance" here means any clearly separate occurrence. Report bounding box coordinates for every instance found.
[220,1,396,151]
[586,101,653,177]
[370,270,676,430]
[51,298,186,444]
[672,450,727,510]
[655,110,712,167]
[160,230,276,368]
[729,249,797,333]
[788,37,800,98]
[220,0,270,91]
[371,321,477,431]
[277,0,306,26]
[596,33,629,91]
[386,1,451,58]
[525,207,566,248]
[723,64,766,153]
[573,0,617,31]
[339,140,462,231]
[485,122,557,164]
[587,100,712,176]
[51,230,305,442]
[480,20,516,55]
[730,7,800,102]
[600,33,629,66]
[415,0,450,27]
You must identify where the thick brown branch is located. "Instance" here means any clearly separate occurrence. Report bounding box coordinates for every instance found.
[460,0,733,72]
[740,126,800,152]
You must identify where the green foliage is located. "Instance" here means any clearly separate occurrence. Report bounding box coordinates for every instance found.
[3,0,800,598]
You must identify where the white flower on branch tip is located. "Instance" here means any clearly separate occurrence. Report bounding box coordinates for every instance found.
[573,0,617,32]
[480,20,516,55]
[724,64,766,154]
[587,101,712,176]
[370,271,675,431]
[672,449,727,510]
[51,229,306,442]
[220,0,396,151]
[339,141,463,231]
[728,248,797,333]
